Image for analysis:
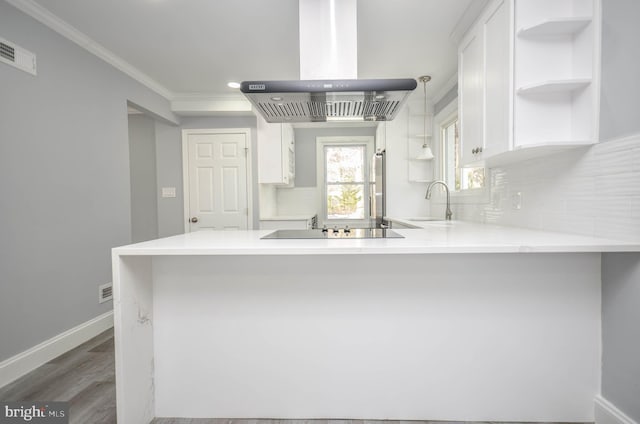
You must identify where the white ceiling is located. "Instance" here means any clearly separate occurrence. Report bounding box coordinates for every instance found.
[28,0,476,99]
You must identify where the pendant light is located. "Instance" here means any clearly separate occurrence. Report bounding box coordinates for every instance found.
[416,75,434,160]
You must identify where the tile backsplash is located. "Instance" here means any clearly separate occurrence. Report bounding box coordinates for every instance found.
[445,134,640,241]
[275,187,320,216]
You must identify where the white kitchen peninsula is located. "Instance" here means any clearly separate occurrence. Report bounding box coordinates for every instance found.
[112,223,640,424]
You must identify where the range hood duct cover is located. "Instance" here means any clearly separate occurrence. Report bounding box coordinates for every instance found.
[240,78,417,123]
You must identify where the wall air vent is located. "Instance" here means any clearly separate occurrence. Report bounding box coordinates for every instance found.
[98,282,113,303]
[0,37,37,76]
[1,41,15,61]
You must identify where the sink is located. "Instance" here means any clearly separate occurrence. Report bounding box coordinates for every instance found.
[407,217,444,222]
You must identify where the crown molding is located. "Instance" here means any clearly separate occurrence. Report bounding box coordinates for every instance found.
[449,0,489,45]
[171,92,254,116]
[6,0,175,100]
[172,92,247,101]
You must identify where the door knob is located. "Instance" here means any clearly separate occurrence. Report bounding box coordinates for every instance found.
[190,217,198,223]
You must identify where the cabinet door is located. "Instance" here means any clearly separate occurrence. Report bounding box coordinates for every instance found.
[459,28,484,166]
[281,124,295,185]
[484,0,511,157]
[375,122,386,152]
[257,116,285,184]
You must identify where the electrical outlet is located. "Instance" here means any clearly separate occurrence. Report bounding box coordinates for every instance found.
[512,192,522,210]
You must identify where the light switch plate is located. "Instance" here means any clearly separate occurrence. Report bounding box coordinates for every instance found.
[161,187,176,198]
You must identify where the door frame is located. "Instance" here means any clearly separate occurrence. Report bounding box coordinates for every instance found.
[181,128,254,232]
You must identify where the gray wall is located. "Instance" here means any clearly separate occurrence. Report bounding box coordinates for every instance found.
[601,253,640,420]
[128,114,159,243]
[599,0,640,141]
[293,126,377,187]
[155,116,258,237]
[0,2,178,362]
[155,120,185,238]
[599,1,640,420]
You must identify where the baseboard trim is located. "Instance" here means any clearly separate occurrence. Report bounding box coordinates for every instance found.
[0,311,114,388]
[595,395,638,424]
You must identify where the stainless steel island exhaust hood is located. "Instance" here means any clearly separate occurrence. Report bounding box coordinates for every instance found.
[240,78,417,123]
[240,1,418,123]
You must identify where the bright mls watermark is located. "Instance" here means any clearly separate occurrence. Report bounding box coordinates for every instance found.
[1,402,68,423]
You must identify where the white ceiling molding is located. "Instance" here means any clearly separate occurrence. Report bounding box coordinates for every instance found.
[171,93,254,117]
[449,0,489,45]
[127,106,143,115]
[432,73,459,105]
[5,0,174,100]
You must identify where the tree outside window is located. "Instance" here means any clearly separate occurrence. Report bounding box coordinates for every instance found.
[442,118,484,191]
[325,145,366,220]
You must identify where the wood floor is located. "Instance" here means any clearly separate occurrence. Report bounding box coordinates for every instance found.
[0,329,589,424]
[0,328,116,423]
[152,421,493,424]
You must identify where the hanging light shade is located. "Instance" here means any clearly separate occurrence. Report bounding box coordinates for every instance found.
[415,75,434,160]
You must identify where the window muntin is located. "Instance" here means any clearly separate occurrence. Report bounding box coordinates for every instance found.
[324,145,366,220]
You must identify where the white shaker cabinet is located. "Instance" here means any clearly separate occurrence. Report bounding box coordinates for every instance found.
[483,0,511,158]
[375,121,386,154]
[459,24,486,166]
[459,0,511,166]
[458,0,600,167]
[257,115,295,185]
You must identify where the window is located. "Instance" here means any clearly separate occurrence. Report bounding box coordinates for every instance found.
[316,137,374,227]
[325,145,366,220]
[441,116,485,192]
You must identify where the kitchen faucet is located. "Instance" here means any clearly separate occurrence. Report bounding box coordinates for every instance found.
[425,180,452,221]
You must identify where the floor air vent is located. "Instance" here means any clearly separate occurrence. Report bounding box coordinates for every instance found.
[0,37,37,75]
[98,282,113,303]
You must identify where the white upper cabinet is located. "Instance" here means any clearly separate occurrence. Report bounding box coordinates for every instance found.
[375,121,386,152]
[484,0,512,159]
[459,0,511,166]
[257,115,295,185]
[458,0,600,167]
[459,22,487,166]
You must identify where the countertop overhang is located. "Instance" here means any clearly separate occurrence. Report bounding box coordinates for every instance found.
[113,221,640,256]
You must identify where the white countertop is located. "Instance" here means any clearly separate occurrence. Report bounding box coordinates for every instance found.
[113,220,640,256]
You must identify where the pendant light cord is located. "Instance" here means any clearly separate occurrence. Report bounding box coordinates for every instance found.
[423,79,428,148]
[418,75,431,149]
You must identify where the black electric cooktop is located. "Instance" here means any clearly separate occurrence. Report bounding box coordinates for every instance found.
[261,228,404,239]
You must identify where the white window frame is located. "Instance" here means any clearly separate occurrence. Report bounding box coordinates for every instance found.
[316,136,375,228]
[434,99,489,204]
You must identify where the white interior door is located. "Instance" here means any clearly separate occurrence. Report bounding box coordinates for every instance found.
[185,131,249,231]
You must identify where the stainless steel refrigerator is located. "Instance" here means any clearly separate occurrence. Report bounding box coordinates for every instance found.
[370,150,388,229]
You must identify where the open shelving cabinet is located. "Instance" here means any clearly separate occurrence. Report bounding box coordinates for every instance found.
[513,0,600,149]
[406,108,434,182]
